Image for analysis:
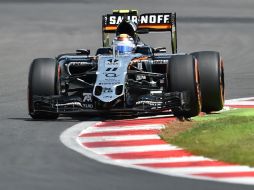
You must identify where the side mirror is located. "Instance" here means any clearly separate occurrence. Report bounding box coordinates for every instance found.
[153,47,167,53]
[76,49,90,56]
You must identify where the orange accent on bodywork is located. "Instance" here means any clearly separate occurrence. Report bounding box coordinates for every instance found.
[58,64,61,81]
[130,56,149,63]
[194,58,199,84]
[104,24,171,31]
[219,58,225,103]
[134,56,149,61]
[138,24,171,30]
[128,56,149,69]
[104,26,118,31]
[194,58,202,112]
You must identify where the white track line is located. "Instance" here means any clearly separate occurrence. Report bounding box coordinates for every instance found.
[137,114,173,119]
[218,177,254,185]
[84,124,164,133]
[225,97,254,102]
[87,144,181,154]
[225,101,254,105]
[78,134,161,143]
[225,97,254,105]
[114,156,211,164]
[156,166,254,175]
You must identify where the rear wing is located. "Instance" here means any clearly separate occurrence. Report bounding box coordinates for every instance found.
[102,10,177,53]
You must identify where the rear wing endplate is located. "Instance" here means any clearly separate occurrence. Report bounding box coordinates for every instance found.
[102,11,177,53]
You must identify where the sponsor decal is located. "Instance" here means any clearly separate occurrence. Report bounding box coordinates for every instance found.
[107,14,170,25]
[106,67,118,72]
[138,62,143,70]
[131,59,168,65]
[106,59,119,66]
[136,100,161,106]
[55,102,82,107]
[153,60,169,64]
[105,73,118,78]
[103,95,113,99]
[83,93,92,103]
[83,104,93,109]
[131,59,149,64]
[109,15,138,25]
[140,14,170,24]
[136,75,146,81]
[104,78,121,83]
[104,67,119,78]
[103,88,113,93]
[68,62,90,66]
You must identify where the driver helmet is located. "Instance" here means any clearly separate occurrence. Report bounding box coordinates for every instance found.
[113,34,135,54]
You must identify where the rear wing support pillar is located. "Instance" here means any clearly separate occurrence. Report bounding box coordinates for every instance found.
[102,15,110,47]
[171,13,177,54]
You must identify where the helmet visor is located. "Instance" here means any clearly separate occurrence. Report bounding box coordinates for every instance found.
[116,45,134,53]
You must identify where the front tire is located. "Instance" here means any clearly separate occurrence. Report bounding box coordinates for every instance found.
[167,55,201,118]
[191,51,224,113]
[28,58,59,119]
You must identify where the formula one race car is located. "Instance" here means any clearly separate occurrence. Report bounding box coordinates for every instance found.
[28,10,224,119]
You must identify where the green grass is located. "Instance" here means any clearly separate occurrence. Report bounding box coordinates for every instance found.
[161,108,254,166]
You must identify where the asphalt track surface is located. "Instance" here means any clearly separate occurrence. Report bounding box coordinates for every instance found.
[0,0,254,190]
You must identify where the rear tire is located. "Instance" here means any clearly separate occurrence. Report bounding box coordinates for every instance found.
[28,58,59,120]
[167,55,201,118]
[191,51,224,113]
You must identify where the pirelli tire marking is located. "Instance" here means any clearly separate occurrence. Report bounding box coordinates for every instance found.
[60,97,254,186]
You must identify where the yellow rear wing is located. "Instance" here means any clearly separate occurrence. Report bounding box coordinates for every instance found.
[102,10,177,53]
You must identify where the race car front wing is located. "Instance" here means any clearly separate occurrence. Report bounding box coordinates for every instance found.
[31,91,190,115]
